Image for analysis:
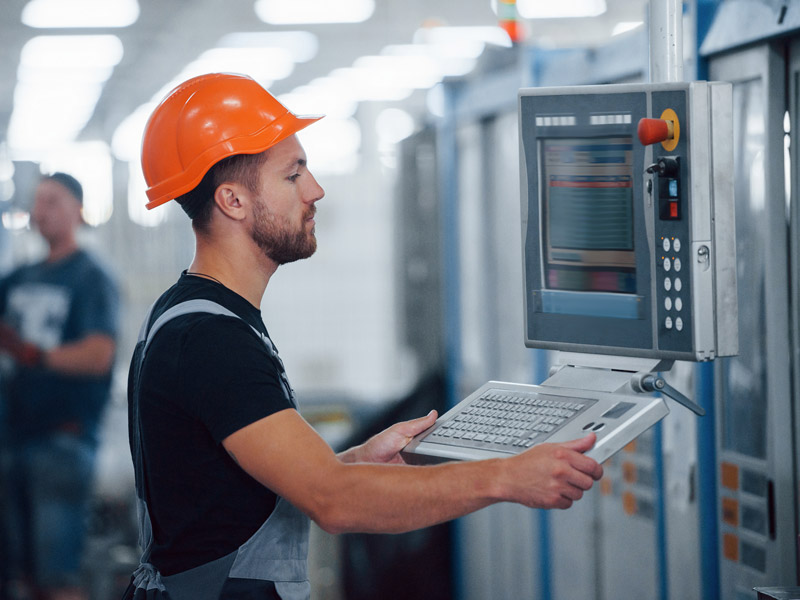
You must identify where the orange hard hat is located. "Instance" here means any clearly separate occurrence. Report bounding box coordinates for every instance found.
[141,72,323,210]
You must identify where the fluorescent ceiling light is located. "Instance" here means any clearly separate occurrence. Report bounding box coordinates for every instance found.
[218,32,319,63]
[280,85,358,119]
[255,0,374,24]
[20,35,124,70]
[127,162,166,227]
[192,47,294,80]
[8,36,123,158]
[354,55,441,90]
[376,108,415,145]
[612,21,643,36]
[2,211,30,231]
[329,68,413,103]
[413,25,512,49]
[112,103,156,162]
[153,46,294,103]
[382,45,478,78]
[517,0,606,19]
[296,117,361,175]
[22,0,139,28]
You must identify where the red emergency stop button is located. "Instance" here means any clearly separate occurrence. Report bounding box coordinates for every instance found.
[638,118,675,146]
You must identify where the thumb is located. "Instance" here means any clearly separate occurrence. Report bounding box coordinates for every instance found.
[396,410,438,437]
[559,433,597,453]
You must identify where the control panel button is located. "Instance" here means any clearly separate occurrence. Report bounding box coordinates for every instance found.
[663,258,671,271]
[665,316,673,330]
[664,278,672,291]
[676,317,684,331]
[675,297,683,312]
[673,238,681,252]
[664,297,672,311]
[662,238,671,252]
[674,258,682,272]
[674,277,682,292]
[638,118,674,145]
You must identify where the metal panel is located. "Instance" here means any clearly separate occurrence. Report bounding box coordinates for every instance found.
[454,113,542,600]
[709,43,797,598]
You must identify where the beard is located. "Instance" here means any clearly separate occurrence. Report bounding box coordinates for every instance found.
[250,199,317,265]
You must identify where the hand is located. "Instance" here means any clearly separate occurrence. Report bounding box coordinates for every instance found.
[0,321,43,367]
[501,434,604,510]
[341,410,438,465]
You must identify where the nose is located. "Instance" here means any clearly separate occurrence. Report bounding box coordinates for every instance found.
[305,171,325,204]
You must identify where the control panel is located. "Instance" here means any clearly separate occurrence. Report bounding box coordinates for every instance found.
[518,81,738,361]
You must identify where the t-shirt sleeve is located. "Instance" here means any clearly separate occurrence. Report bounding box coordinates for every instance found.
[179,316,294,443]
[72,265,119,338]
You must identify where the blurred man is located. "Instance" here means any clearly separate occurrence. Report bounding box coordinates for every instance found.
[0,172,119,600]
[125,73,602,600]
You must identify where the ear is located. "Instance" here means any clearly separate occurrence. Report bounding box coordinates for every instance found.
[212,182,248,221]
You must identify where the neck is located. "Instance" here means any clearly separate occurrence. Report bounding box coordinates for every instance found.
[189,232,278,308]
[47,237,79,263]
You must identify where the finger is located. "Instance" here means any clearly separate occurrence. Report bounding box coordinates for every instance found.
[564,451,604,481]
[558,433,596,453]
[394,410,438,437]
[564,469,597,492]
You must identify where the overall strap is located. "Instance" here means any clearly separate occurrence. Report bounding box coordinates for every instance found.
[132,299,288,561]
[144,299,295,403]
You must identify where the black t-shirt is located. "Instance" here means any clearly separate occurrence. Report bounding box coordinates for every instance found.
[130,272,294,575]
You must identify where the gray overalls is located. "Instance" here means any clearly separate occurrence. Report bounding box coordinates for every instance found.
[127,300,311,600]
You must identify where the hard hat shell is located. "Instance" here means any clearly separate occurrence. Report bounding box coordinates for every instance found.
[141,72,323,210]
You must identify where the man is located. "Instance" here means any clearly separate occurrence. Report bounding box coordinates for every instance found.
[126,73,602,600]
[0,172,119,600]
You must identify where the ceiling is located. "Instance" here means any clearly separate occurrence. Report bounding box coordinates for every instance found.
[0,0,649,162]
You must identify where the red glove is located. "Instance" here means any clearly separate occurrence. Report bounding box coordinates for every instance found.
[0,321,44,367]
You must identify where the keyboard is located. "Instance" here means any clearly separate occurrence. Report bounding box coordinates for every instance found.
[402,380,669,464]
[422,388,593,454]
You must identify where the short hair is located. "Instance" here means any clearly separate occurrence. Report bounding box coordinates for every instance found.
[176,150,269,232]
[43,172,83,204]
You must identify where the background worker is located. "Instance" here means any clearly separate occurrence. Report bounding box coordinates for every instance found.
[0,172,119,600]
[126,73,602,600]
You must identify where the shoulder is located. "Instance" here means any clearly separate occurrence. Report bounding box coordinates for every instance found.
[71,250,118,286]
[151,308,269,365]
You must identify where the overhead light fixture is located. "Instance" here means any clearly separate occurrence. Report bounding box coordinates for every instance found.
[376,108,415,145]
[152,46,295,105]
[412,25,512,49]
[2,210,30,231]
[255,0,374,24]
[190,47,294,81]
[382,44,478,78]
[354,55,442,90]
[218,32,319,63]
[296,117,361,175]
[612,21,644,36]
[127,162,166,227]
[280,84,358,119]
[8,35,124,158]
[21,0,139,28]
[329,67,413,103]
[516,0,606,19]
[18,34,124,71]
[112,103,155,162]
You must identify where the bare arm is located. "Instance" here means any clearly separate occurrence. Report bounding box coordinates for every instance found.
[44,333,115,376]
[223,409,603,535]
[0,321,114,376]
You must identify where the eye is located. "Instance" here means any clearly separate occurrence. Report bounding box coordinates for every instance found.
[288,173,301,182]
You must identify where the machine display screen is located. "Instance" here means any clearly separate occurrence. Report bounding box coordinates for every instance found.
[541,137,636,294]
